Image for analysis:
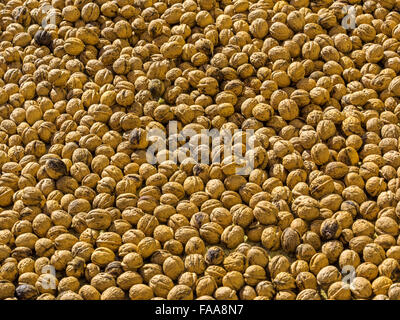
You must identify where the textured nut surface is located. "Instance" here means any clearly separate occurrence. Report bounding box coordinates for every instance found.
[0,0,400,302]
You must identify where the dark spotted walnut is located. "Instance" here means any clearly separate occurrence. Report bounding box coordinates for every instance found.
[34,30,53,46]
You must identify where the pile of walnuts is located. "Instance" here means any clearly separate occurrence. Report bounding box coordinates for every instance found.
[1,0,400,300]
